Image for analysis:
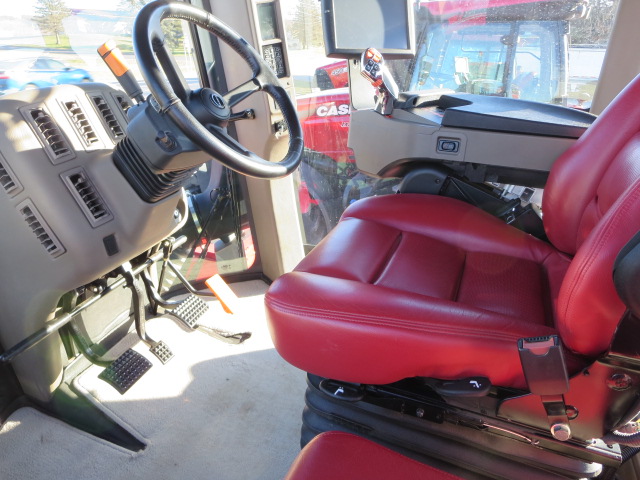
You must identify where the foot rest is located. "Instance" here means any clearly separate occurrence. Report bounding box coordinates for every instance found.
[98,349,152,395]
[285,432,463,480]
[171,295,209,329]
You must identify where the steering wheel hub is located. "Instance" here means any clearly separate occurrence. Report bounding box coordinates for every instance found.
[187,87,231,128]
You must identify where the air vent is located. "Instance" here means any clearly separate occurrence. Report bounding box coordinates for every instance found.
[0,154,21,196]
[62,168,112,227]
[18,201,65,258]
[28,107,73,164]
[92,95,124,139]
[63,100,99,146]
[114,94,131,116]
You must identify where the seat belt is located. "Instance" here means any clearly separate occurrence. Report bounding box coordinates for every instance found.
[518,335,572,441]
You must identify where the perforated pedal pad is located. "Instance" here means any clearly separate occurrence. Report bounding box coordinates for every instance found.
[149,341,173,364]
[171,295,209,329]
[99,349,152,394]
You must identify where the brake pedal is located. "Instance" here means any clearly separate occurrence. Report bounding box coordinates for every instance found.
[98,349,152,394]
[149,340,173,364]
[170,294,209,329]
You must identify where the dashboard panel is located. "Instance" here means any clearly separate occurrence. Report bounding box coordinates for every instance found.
[0,84,186,399]
[349,94,597,183]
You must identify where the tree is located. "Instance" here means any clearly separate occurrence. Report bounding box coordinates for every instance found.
[570,0,619,45]
[119,0,184,51]
[286,0,323,49]
[34,0,72,46]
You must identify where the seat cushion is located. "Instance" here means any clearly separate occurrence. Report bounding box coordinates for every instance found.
[266,194,573,389]
[284,431,463,480]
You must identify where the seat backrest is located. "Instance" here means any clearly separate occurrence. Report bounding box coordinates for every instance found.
[543,75,640,356]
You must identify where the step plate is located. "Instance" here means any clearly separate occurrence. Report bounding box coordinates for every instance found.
[99,349,152,394]
[171,295,209,329]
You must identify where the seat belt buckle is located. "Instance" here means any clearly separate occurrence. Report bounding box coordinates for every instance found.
[518,335,573,441]
[518,335,569,396]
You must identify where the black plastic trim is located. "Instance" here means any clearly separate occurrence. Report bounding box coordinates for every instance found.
[438,94,596,138]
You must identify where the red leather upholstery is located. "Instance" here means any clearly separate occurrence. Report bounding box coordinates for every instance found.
[544,77,640,256]
[266,75,640,388]
[284,431,463,480]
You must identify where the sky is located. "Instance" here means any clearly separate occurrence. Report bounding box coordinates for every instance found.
[14,0,303,17]
[14,0,114,16]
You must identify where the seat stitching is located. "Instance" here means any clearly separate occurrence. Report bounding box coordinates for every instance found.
[452,251,467,302]
[371,232,403,285]
[347,211,557,266]
[266,297,544,342]
[343,199,507,242]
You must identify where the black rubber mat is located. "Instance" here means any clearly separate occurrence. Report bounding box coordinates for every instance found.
[98,349,152,394]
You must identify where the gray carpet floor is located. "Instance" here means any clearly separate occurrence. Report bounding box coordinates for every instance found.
[0,280,308,480]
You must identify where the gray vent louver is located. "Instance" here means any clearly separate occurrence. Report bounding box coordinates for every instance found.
[64,100,99,146]
[62,168,112,227]
[19,201,65,257]
[30,108,73,162]
[0,155,21,196]
[114,95,131,116]
[92,95,124,139]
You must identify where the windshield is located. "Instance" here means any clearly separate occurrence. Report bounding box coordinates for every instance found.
[0,0,200,96]
[403,20,561,103]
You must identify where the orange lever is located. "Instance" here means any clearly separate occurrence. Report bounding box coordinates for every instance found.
[97,40,144,103]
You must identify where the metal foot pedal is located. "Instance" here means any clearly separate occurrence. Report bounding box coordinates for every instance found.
[196,325,252,345]
[98,349,152,394]
[170,295,209,329]
[149,341,173,364]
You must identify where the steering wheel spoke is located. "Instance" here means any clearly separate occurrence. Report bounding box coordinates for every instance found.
[224,79,261,109]
[207,125,252,156]
[154,40,191,102]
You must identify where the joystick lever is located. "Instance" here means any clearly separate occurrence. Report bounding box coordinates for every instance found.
[360,47,399,115]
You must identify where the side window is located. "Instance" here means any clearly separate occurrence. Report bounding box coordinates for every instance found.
[566,0,620,110]
[511,23,556,102]
[285,0,621,248]
[46,59,66,70]
[33,59,49,69]
[457,24,510,95]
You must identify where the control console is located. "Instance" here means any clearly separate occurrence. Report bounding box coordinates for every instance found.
[360,47,398,115]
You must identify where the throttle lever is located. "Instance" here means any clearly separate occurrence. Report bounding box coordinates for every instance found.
[360,47,399,115]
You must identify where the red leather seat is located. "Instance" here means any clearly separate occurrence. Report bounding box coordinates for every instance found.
[284,431,463,480]
[266,75,640,389]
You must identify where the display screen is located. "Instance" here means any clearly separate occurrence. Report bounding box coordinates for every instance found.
[322,0,415,59]
[258,2,279,41]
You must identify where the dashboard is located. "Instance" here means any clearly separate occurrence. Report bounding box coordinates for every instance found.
[350,93,597,185]
[0,84,186,397]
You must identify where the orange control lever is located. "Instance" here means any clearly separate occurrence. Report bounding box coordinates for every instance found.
[205,274,239,314]
[98,40,144,103]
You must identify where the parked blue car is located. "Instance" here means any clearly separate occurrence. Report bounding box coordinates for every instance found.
[0,57,93,95]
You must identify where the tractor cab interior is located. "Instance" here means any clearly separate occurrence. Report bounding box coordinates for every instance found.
[1,0,640,479]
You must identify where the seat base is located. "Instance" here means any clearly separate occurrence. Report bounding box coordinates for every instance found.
[301,374,614,479]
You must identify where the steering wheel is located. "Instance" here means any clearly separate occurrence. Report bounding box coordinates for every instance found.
[133,0,303,179]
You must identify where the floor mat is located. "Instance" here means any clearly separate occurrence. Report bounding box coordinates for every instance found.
[0,407,135,479]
